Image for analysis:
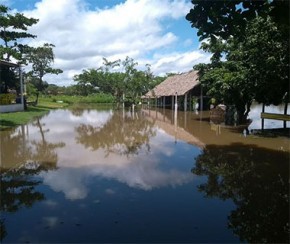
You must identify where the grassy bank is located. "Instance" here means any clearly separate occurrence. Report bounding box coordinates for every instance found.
[0,106,50,130]
[41,93,114,104]
[0,94,113,130]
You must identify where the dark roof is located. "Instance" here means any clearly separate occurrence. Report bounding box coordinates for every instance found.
[0,60,20,67]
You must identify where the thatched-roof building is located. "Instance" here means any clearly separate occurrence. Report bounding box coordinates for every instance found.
[144,70,207,111]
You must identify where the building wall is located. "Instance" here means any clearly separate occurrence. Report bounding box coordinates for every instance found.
[0,104,24,113]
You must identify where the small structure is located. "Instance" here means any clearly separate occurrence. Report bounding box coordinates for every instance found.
[210,105,226,124]
[143,70,207,111]
[0,60,25,113]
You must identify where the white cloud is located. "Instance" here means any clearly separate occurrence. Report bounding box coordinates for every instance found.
[17,0,210,86]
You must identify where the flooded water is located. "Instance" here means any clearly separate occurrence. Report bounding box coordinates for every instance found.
[0,104,289,243]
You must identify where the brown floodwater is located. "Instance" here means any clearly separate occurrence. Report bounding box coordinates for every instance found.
[0,104,289,243]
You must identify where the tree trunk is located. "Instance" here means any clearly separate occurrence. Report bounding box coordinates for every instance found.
[236,103,248,125]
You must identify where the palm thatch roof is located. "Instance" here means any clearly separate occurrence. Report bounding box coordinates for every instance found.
[145,70,199,98]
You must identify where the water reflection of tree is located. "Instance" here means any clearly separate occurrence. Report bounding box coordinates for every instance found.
[0,162,56,241]
[75,111,156,156]
[0,117,65,241]
[192,143,289,243]
[1,117,65,168]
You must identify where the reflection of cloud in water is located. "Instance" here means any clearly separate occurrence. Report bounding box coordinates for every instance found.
[30,109,195,200]
[43,200,58,207]
[41,168,89,200]
[69,110,113,126]
[40,130,193,199]
[42,217,59,228]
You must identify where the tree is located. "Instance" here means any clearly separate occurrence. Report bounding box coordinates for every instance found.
[0,5,38,62]
[73,67,112,96]
[0,4,38,93]
[26,43,63,93]
[73,56,155,107]
[239,16,289,106]
[187,1,289,123]
[186,0,289,45]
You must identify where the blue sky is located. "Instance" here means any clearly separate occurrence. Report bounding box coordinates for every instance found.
[2,0,210,86]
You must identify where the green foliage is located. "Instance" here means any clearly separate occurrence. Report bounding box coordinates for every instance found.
[73,56,155,106]
[0,106,50,130]
[186,0,289,43]
[26,43,63,92]
[239,16,289,105]
[0,4,38,61]
[41,93,114,105]
[0,93,16,105]
[188,1,289,123]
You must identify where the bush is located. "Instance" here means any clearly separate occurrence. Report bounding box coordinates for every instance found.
[0,93,16,105]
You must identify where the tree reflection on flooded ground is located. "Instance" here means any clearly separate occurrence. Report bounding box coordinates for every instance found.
[193,143,289,243]
[0,105,288,243]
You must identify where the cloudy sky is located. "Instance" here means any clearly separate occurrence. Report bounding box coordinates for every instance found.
[3,0,211,86]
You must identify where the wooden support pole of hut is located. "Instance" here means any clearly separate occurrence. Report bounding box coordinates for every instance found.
[19,64,24,108]
[284,102,288,129]
[184,92,188,111]
[261,103,265,130]
[200,86,203,111]
[175,92,178,111]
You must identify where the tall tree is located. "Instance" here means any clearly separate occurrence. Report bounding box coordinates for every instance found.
[187,0,289,123]
[186,0,289,46]
[0,5,38,62]
[26,43,63,93]
[0,5,38,93]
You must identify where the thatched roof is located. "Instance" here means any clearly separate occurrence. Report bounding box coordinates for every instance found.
[145,70,199,98]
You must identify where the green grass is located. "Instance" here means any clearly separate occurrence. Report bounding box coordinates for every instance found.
[0,106,50,130]
[43,93,115,104]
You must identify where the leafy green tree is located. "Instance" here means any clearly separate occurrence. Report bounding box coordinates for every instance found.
[186,0,288,46]
[74,56,155,107]
[26,43,63,93]
[0,4,38,93]
[187,1,289,123]
[0,5,38,61]
[239,16,289,106]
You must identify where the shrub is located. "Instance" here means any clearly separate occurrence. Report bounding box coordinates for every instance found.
[0,94,16,105]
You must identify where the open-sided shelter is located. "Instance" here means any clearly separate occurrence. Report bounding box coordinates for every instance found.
[143,70,206,111]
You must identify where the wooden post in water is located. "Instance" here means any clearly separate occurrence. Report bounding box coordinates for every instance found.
[284,102,288,129]
[261,103,265,130]
[184,92,188,111]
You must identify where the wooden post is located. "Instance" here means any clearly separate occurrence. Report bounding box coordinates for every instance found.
[184,92,188,111]
[19,65,24,110]
[189,93,192,111]
[200,86,203,111]
[284,102,288,129]
[261,103,265,130]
